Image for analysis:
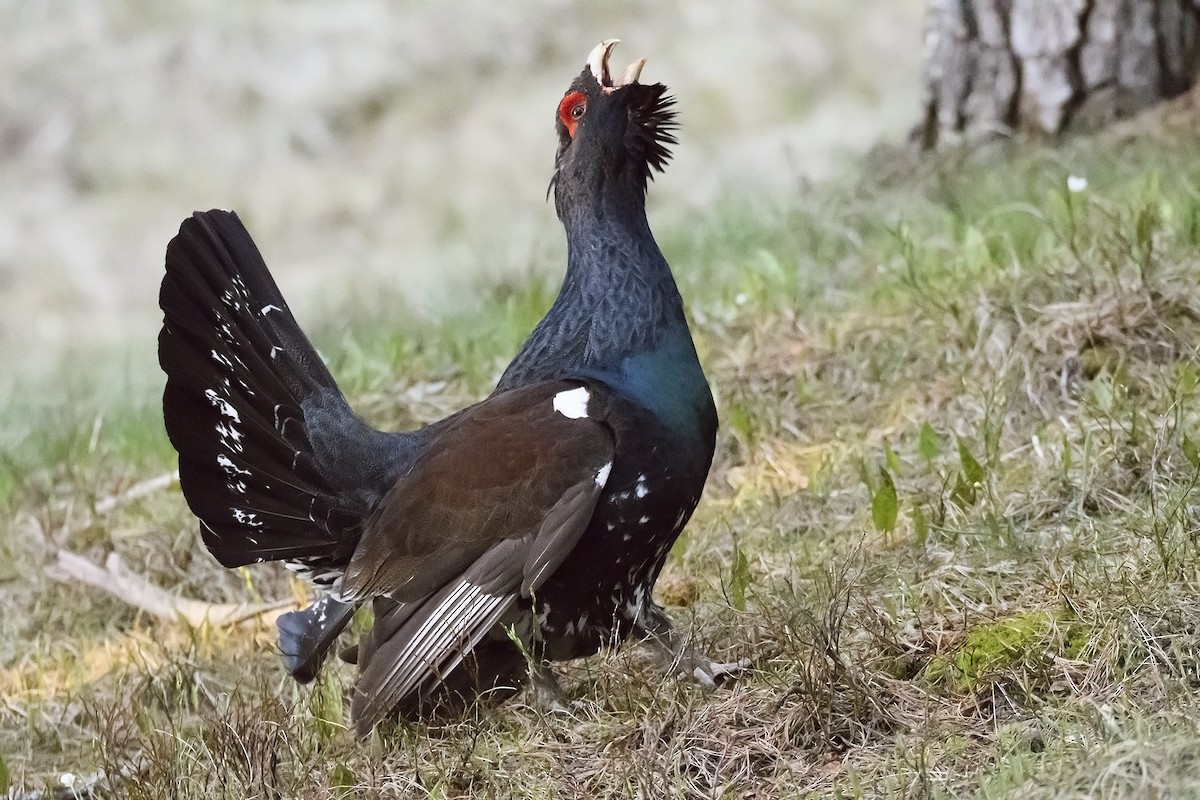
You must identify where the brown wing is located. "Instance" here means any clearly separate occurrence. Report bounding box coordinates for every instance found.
[341,381,614,599]
[341,380,615,732]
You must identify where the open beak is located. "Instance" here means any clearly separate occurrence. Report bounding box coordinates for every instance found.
[587,40,646,89]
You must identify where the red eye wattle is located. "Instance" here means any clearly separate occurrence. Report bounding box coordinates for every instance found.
[558,92,587,137]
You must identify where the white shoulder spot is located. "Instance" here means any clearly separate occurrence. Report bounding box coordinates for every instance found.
[552,386,590,419]
[595,461,612,487]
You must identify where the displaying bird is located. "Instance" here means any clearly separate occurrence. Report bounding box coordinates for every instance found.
[159,40,733,736]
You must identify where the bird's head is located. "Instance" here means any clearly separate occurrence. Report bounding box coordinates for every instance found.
[550,40,677,220]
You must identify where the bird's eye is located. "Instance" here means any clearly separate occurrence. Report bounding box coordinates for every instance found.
[558,92,587,137]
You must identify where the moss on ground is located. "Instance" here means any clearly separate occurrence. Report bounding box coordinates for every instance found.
[3,93,1200,798]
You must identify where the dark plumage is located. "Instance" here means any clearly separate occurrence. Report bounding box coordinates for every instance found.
[159,40,730,736]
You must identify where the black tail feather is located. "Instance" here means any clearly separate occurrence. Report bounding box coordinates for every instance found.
[159,210,393,569]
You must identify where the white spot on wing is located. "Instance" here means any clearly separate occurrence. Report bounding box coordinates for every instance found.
[261,304,282,315]
[552,386,590,419]
[595,462,612,487]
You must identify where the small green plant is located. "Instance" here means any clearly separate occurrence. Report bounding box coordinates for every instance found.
[951,438,988,508]
[8,87,1200,799]
[871,467,898,535]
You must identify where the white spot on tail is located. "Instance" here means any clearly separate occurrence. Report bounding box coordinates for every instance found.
[552,386,590,419]
[261,304,282,315]
[216,454,249,477]
[216,421,243,452]
[231,508,263,528]
[205,389,241,423]
[595,461,612,487]
[217,454,251,494]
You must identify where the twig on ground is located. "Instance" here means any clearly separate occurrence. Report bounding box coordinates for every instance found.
[92,471,179,515]
[45,549,291,627]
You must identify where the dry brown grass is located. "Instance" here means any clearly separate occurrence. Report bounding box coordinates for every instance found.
[5,44,1200,800]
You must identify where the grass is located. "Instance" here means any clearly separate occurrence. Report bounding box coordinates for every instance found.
[4,94,1200,797]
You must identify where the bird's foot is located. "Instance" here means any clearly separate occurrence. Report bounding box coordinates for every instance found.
[685,653,757,690]
[645,634,754,689]
[635,603,756,689]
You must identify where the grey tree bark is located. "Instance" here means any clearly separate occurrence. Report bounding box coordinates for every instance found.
[917,0,1200,149]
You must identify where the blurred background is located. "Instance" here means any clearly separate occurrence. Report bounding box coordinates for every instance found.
[0,0,924,395]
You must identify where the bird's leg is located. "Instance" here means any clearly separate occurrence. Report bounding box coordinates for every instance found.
[634,603,752,689]
[528,660,570,713]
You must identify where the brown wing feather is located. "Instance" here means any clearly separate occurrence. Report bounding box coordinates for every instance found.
[341,381,613,600]
[342,380,615,732]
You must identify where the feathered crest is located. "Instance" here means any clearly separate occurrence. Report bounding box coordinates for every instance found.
[625,83,677,180]
[548,42,679,209]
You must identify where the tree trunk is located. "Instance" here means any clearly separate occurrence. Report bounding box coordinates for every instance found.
[916,0,1200,149]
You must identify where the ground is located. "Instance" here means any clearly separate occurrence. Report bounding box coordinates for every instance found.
[4,8,1200,800]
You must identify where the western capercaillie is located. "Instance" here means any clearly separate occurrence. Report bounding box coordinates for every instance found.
[159,40,737,736]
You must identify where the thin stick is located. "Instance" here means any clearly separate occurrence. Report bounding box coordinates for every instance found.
[46,549,291,627]
[93,470,180,515]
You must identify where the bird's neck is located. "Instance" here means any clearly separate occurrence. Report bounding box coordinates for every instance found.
[562,199,674,302]
[498,199,686,390]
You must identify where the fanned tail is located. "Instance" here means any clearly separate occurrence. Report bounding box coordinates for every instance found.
[159,211,420,680]
[159,210,376,568]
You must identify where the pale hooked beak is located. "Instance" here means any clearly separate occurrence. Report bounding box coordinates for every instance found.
[587,39,647,89]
